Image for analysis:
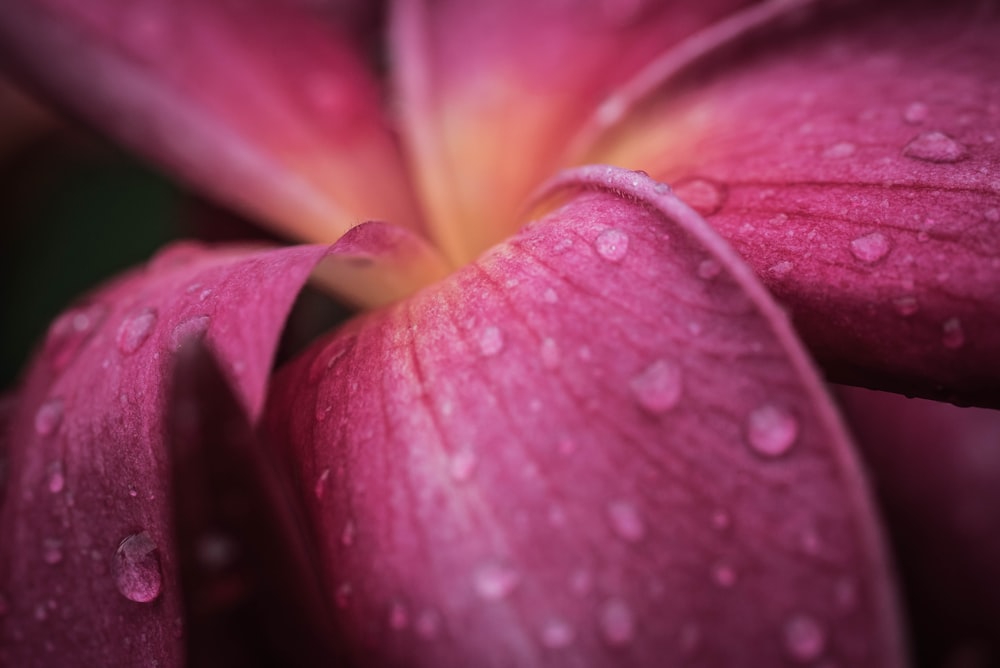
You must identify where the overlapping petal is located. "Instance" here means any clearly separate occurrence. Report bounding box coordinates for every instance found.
[590,1,1000,404]
[0,241,337,666]
[264,168,905,667]
[390,0,764,264]
[0,0,421,243]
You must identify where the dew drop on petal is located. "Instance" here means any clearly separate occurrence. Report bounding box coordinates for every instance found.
[540,338,561,370]
[314,468,331,500]
[630,359,682,414]
[697,259,722,280]
[34,398,64,437]
[712,562,738,588]
[745,404,799,458]
[674,178,725,215]
[478,326,504,357]
[823,141,856,158]
[540,619,575,649]
[902,131,967,163]
[849,232,891,263]
[599,598,634,646]
[449,449,477,482]
[340,520,356,547]
[46,463,65,494]
[783,613,827,662]
[474,562,520,600]
[607,500,646,542]
[594,229,630,262]
[711,509,732,531]
[116,308,158,355]
[942,317,965,349]
[47,303,107,370]
[112,531,163,603]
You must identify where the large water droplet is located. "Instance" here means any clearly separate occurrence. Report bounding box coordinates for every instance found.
[903,101,929,124]
[478,326,504,357]
[607,500,646,542]
[629,359,682,414]
[903,131,967,163]
[116,308,158,355]
[474,562,520,600]
[540,618,575,649]
[112,531,163,603]
[942,317,965,349]
[594,229,629,262]
[783,613,827,662]
[599,598,634,646]
[849,231,891,263]
[745,404,799,458]
[34,398,64,437]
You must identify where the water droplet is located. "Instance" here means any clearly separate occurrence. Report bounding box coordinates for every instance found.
[697,259,722,280]
[540,619,575,648]
[415,609,441,639]
[449,449,477,482]
[540,338,561,370]
[596,95,627,126]
[745,404,799,458]
[674,178,725,215]
[607,500,646,542]
[903,101,929,124]
[712,562,738,588]
[711,510,732,531]
[388,601,409,630]
[629,359,682,414]
[892,296,919,317]
[112,531,163,603]
[478,326,504,357]
[46,463,65,494]
[542,287,559,303]
[942,317,965,349]
[314,468,331,499]
[599,598,634,646]
[340,520,356,547]
[903,131,967,163]
[823,141,856,158]
[34,398,64,437]
[42,538,63,565]
[116,308,158,355]
[474,562,520,600]
[849,231,891,263]
[170,315,210,350]
[595,229,629,262]
[47,303,107,370]
[783,613,827,662]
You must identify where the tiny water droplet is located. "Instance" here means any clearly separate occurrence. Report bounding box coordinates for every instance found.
[34,398,64,437]
[113,531,163,603]
[314,468,331,499]
[823,141,856,158]
[892,296,919,317]
[783,613,827,662]
[540,619,575,648]
[542,287,559,303]
[116,308,158,355]
[942,317,965,349]
[903,101,929,124]
[170,315,210,350]
[449,449,477,482]
[629,359,682,414]
[595,228,629,262]
[540,338,561,370]
[388,601,409,630]
[674,178,725,215]
[712,562,738,588]
[474,562,520,600]
[697,259,722,280]
[607,500,646,542]
[768,261,795,277]
[599,598,634,646]
[849,231,891,263]
[478,326,504,357]
[711,510,732,531]
[42,538,63,565]
[46,463,65,494]
[745,404,799,458]
[903,131,967,163]
[340,520,356,547]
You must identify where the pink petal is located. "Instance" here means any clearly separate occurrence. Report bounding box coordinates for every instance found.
[264,167,906,666]
[0,240,333,666]
[592,2,1000,404]
[838,386,1000,666]
[390,0,764,264]
[0,0,421,242]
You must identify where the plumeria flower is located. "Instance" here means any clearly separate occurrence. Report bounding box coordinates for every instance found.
[1,0,998,666]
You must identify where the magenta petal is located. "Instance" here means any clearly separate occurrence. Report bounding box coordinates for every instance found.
[596,2,1000,404]
[838,386,1000,665]
[0,241,332,666]
[265,167,906,666]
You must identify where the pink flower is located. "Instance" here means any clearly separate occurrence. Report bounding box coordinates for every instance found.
[1,0,998,665]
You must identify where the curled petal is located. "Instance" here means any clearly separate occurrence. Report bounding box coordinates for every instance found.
[594,2,1000,404]
[839,386,1000,666]
[0,0,421,242]
[265,167,906,667]
[0,241,333,666]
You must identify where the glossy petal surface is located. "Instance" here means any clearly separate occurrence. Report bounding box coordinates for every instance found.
[391,0,759,263]
[0,0,421,242]
[839,386,1000,666]
[265,168,905,667]
[595,2,1000,404]
[0,241,332,667]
